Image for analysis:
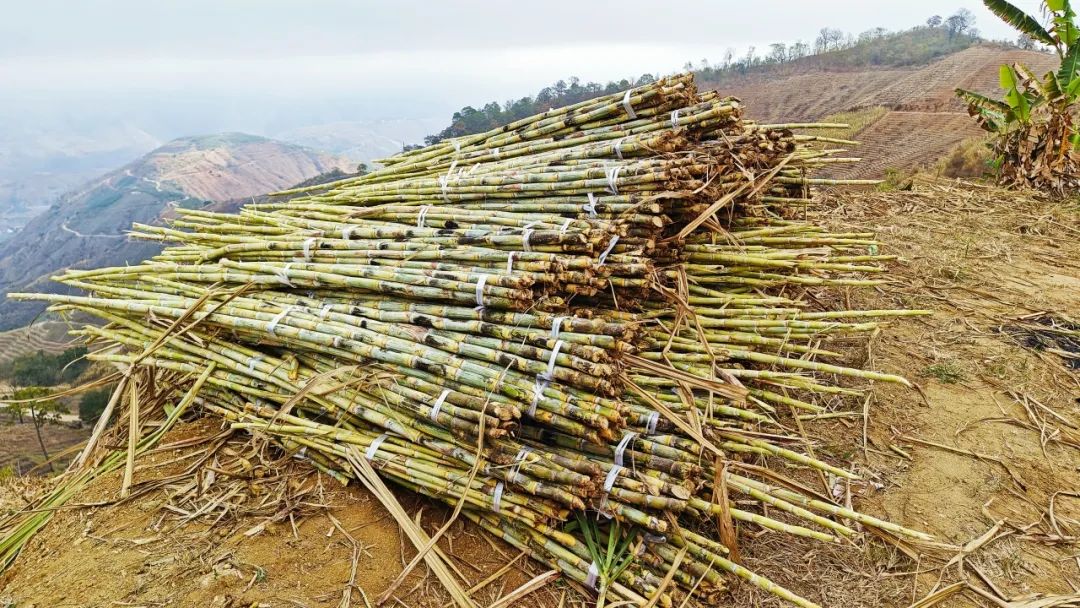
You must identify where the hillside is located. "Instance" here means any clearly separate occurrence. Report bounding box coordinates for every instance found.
[713,45,1058,123]
[0,134,349,330]
[706,44,1058,178]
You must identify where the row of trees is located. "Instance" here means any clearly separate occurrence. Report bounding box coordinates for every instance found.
[424,74,658,144]
[0,346,87,387]
[695,10,982,80]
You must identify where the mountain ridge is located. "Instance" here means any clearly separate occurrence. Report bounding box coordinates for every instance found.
[0,133,350,330]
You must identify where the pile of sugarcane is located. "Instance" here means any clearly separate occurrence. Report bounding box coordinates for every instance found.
[8,74,930,608]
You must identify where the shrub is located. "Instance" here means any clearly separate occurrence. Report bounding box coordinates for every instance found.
[79,387,113,425]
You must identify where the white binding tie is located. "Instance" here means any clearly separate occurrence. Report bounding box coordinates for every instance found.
[274,263,295,287]
[505,251,516,274]
[521,220,540,253]
[584,192,599,218]
[438,175,450,202]
[509,447,530,481]
[266,306,293,336]
[365,433,389,461]
[491,481,505,514]
[416,205,431,228]
[621,90,637,119]
[318,303,333,320]
[614,432,638,467]
[474,274,488,310]
[539,340,564,382]
[597,235,619,267]
[429,388,451,422]
[645,411,660,434]
[559,218,572,235]
[613,137,626,160]
[605,166,622,195]
[549,316,567,340]
[670,109,681,129]
[302,238,317,261]
[585,560,600,590]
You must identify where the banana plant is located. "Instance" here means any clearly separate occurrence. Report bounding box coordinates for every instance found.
[958,0,1080,130]
[956,1,1080,191]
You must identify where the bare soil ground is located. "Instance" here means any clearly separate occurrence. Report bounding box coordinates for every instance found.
[826,179,1080,606]
[0,179,1076,607]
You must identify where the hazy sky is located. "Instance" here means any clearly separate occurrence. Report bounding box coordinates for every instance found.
[0,0,1048,130]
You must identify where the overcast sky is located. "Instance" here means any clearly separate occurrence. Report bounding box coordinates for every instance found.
[0,0,1048,129]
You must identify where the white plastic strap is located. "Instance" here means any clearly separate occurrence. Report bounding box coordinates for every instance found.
[302,238,317,261]
[597,235,619,267]
[267,306,293,336]
[318,303,333,320]
[549,316,567,340]
[452,139,461,154]
[492,481,505,514]
[605,165,622,195]
[365,433,389,461]
[341,226,355,240]
[614,432,638,467]
[613,137,626,160]
[429,388,451,421]
[621,90,637,119]
[491,147,500,160]
[670,109,681,129]
[416,205,431,228]
[528,379,546,417]
[509,446,530,480]
[559,218,572,235]
[603,465,623,492]
[505,251,516,274]
[584,192,599,218]
[645,411,660,434]
[474,274,489,309]
[247,355,263,371]
[274,263,294,287]
[540,340,564,381]
[585,560,600,589]
[521,220,539,253]
[438,175,450,202]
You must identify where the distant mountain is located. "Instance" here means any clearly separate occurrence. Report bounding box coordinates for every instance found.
[275,118,444,164]
[0,122,161,239]
[0,133,349,330]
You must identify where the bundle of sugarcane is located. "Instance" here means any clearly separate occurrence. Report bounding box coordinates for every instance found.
[6,73,930,608]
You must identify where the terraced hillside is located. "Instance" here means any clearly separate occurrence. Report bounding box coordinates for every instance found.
[713,45,1058,178]
[0,322,74,365]
[828,111,984,179]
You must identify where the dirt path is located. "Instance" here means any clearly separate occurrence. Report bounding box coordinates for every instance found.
[822,179,1080,606]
